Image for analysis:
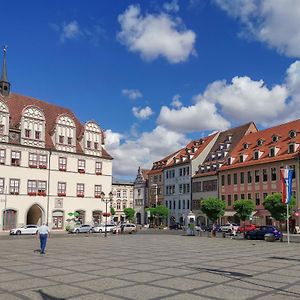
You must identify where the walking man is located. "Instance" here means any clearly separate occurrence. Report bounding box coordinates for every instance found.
[37,223,50,254]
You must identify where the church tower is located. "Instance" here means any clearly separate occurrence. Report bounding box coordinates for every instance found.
[0,46,10,97]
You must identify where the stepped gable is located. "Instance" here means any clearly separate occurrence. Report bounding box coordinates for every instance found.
[148,150,182,174]
[221,119,300,170]
[2,92,112,159]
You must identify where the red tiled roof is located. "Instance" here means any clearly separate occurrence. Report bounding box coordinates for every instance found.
[193,171,217,178]
[141,169,151,179]
[1,93,112,159]
[165,133,218,168]
[221,119,300,171]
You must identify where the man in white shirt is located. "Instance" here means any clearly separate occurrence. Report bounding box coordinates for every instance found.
[37,223,50,254]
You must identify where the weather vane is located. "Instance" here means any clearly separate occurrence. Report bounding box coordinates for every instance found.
[3,45,8,52]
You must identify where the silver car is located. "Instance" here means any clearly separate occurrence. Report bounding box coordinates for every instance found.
[71,224,94,234]
[10,225,39,235]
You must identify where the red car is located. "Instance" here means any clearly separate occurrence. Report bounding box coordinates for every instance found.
[238,224,257,233]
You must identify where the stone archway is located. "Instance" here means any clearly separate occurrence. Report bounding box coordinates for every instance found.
[27,204,44,225]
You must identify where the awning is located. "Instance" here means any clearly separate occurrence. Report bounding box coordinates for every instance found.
[254,209,271,218]
[224,211,236,217]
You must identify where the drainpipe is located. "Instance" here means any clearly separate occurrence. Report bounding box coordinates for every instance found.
[46,149,52,226]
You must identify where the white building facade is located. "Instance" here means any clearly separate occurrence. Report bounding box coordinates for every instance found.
[0,51,113,231]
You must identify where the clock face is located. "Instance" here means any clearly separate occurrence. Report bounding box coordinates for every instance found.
[9,132,20,142]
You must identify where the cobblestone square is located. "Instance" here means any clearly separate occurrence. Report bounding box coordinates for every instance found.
[0,234,300,299]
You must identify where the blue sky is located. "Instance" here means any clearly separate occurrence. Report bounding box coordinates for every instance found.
[1,0,300,178]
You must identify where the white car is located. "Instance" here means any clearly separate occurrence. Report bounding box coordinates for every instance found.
[220,223,239,233]
[93,224,116,233]
[10,225,39,235]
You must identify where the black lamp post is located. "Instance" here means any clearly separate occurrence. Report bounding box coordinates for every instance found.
[101,191,113,237]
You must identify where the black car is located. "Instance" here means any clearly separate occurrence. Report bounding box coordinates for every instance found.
[245,226,282,240]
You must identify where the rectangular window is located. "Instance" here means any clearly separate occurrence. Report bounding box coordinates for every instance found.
[186,167,189,176]
[0,149,5,164]
[255,170,260,183]
[27,180,37,195]
[254,151,259,160]
[228,195,232,206]
[290,165,296,179]
[227,174,231,185]
[94,142,98,150]
[95,162,102,175]
[255,193,260,206]
[123,190,127,198]
[0,178,4,194]
[0,124,4,135]
[29,153,38,168]
[288,144,295,153]
[221,175,225,186]
[263,169,268,182]
[247,171,252,183]
[241,194,245,199]
[77,183,84,197]
[67,137,72,145]
[95,185,102,198]
[78,159,85,173]
[178,199,181,210]
[187,199,190,210]
[35,131,41,140]
[57,182,66,196]
[270,147,275,157]
[248,193,252,200]
[25,129,31,138]
[117,190,121,197]
[240,172,244,184]
[233,173,237,185]
[39,155,47,168]
[263,193,268,200]
[59,157,67,171]
[173,200,176,210]
[11,151,21,166]
[179,168,182,176]
[59,135,64,144]
[37,181,47,195]
[234,194,238,201]
[87,141,91,148]
[117,202,121,210]
[271,168,277,181]
[183,200,185,210]
[10,179,20,195]
[203,180,217,191]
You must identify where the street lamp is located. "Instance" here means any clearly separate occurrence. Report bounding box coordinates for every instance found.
[101,191,113,237]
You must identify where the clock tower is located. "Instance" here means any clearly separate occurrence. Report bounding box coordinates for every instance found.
[0,46,10,97]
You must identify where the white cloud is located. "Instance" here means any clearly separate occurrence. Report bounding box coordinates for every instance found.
[60,21,81,43]
[122,89,143,100]
[132,106,154,120]
[171,94,183,108]
[117,5,196,63]
[163,0,180,13]
[215,0,300,57]
[105,126,187,177]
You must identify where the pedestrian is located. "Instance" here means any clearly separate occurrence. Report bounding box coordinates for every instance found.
[36,223,50,254]
[231,226,237,239]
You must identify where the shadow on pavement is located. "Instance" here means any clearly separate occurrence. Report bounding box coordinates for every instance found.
[36,289,65,300]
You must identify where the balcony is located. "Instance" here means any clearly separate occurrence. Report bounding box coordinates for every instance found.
[57,193,66,197]
[28,192,37,196]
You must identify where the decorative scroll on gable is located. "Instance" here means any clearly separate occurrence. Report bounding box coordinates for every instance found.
[21,105,45,148]
[0,100,9,142]
[54,114,76,153]
[83,121,102,156]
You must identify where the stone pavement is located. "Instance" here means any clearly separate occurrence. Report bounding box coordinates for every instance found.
[0,234,300,300]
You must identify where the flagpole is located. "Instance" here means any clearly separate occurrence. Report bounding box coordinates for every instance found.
[287,203,290,244]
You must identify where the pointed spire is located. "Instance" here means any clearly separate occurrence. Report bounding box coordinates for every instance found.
[1,45,8,83]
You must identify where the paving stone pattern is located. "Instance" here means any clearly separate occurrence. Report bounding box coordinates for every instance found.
[0,234,300,299]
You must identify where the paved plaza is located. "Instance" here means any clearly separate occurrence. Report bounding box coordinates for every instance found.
[0,233,300,300]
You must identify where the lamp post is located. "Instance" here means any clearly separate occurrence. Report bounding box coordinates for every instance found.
[101,191,113,237]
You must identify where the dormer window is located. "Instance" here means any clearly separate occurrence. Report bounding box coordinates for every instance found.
[253,150,259,160]
[288,143,295,153]
[227,135,232,142]
[272,135,279,143]
[239,155,244,163]
[257,139,264,146]
[289,130,297,138]
[227,157,231,165]
[243,143,249,150]
[269,147,275,157]
[25,129,31,138]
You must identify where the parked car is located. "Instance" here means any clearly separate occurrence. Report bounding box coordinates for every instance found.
[220,223,239,233]
[238,224,257,233]
[245,226,282,240]
[169,223,182,230]
[10,225,39,235]
[93,224,116,233]
[113,223,137,234]
[70,224,94,234]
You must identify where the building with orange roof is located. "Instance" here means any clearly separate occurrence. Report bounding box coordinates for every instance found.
[0,49,113,231]
[164,133,219,226]
[219,119,300,227]
[192,122,257,225]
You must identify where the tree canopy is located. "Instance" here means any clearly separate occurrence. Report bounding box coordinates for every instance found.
[123,207,135,222]
[201,197,225,222]
[263,193,296,221]
[233,199,255,221]
[110,207,116,216]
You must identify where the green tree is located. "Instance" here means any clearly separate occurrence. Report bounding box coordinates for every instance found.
[263,193,296,224]
[201,197,225,223]
[110,207,116,216]
[154,205,170,226]
[233,199,255,236]
[123,207,135,222]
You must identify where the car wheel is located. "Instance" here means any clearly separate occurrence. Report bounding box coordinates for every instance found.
[75,229,80,234]
[16,230,21,235]
[246,235,251,240]
[89,229,93,233]
[99,229,102,233]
